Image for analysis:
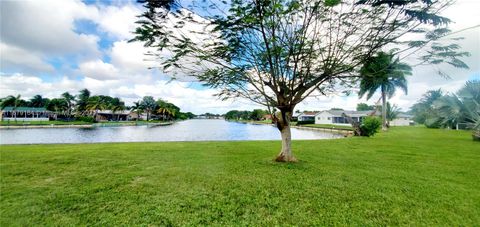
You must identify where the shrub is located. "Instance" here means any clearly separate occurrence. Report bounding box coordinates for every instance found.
[75,116,95,123]
[473,131,480,142]
[360,116,381,137]
[296,120,315,125]
[424,118,441,128]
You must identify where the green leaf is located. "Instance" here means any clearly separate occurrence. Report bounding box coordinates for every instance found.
[325,0,341,7]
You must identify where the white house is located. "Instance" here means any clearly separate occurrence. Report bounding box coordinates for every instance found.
[390,113,414,126]
[0,107,52,121]
[315,110,413,126]
[314,110,376,125]
[297,111,319,122]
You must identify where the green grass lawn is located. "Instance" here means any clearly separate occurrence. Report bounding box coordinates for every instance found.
[0,120,92,126]
[1,127,479,225]
[301,123,353,130]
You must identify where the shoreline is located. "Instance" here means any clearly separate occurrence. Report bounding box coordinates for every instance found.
[0,121,175,129]
[231,120,353,136]
[0,124,94,129]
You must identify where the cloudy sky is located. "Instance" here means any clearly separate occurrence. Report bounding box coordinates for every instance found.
[1,0,479,114]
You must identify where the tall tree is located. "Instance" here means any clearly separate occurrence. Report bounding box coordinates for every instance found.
[86,96,106,121]
[0,95,23,121]
[356,103,375,111]
[110,98,126,121]
[62,92,76,119]
[140,96,157,121]
[385,102,401,124]
[431,80,480,131]
[76,89,91,116]
[47,98,68,120]
[131,101,144,121]
[133,0,467,162]
[358,52,412,130]
[410,89,443,125]
[29,95,48,108]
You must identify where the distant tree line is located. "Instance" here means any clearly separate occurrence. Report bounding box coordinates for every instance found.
[410,81,479,132]
[224,109,269,121]
[0,89,195,122]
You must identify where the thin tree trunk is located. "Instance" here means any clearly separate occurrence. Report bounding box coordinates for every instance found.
[275,108,296,162]
[381,86,387,131]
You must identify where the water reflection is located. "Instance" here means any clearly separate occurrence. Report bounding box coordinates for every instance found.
[0,119,342,144]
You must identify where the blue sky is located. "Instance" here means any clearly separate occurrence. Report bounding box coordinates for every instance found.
[0,0,479,114]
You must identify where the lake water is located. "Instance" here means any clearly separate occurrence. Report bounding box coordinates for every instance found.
[0,119,342,145]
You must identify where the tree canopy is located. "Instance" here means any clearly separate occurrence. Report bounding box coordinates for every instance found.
[133,0,468,161]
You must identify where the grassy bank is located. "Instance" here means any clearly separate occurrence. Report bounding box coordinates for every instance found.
[300,123,353,130]
[0,120,92,126]
[232,119,273,125]
[1,127,478,225]
[0,120,172,127]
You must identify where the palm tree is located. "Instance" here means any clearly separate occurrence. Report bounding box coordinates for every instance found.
[410,89,443,124]
[86,97,106,121]
[386,102,401,126]
[110,101,126,121]
[359,51,412,130]
[140,96,157,121]
[46,98,68,120]
[158,107,175,121]
[76,89,91,116]
[131,101,143,121]
[1,95,23,121]
[29,95,47,107]
[432,81,480,133]
[62,92,75,119]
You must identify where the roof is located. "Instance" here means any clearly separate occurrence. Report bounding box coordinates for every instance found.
[97,110,130,115]
[316,110,379,117]
[298,111,319,117]
[1,107,49,112]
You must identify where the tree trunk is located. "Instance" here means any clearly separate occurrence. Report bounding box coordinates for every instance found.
[275,108,297,162]
[381,86,387,131]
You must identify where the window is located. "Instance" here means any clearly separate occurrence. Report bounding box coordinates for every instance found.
[328,117,331,120]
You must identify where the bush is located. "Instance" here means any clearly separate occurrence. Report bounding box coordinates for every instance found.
[360,116,381,137]
[296,120,315,125]
[75,116,95,123]
[473,131,480,141]
[424,118,441,128]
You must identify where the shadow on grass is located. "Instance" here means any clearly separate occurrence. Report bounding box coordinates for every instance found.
[255,159,310,170]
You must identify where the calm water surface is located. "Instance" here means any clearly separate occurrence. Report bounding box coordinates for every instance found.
[0,119,342,144]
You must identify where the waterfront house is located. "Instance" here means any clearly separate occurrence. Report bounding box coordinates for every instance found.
[96,110,130,121]
[315,110,377,125]
[390,113,414,126]
[315,110,413,126]
[297,111,319,122]
[0,107,52,121]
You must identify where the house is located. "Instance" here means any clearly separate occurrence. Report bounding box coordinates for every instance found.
[297,111,319,122]
[95,110,130,121]
[262,114,272,121]
[390,113,414,126]
[0,107,52,121]
[315,110,377,125]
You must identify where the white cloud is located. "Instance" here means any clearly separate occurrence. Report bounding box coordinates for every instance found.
[110,41,157,73]
[79,60,119,80]
[0,0,100,56]
[96,4,142,40]
[0,43,54,72]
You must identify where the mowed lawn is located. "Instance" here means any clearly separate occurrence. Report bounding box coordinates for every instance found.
[1,127,479,225]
